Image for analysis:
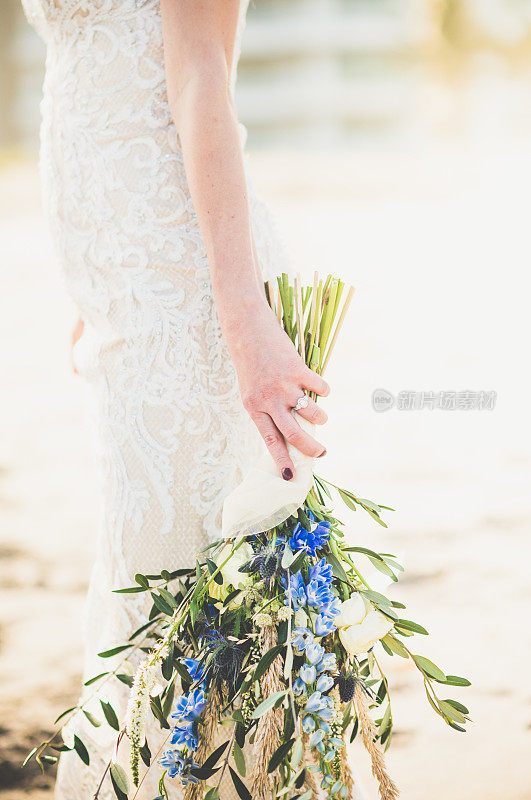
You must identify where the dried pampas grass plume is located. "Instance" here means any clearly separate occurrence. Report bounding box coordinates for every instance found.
[302,735,321,797]
[340,739,356,798]
[330,686,355,796]
[250,625,283,800]
[353,681,399,800]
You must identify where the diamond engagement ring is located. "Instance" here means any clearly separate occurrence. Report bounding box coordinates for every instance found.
[294,395,309,411]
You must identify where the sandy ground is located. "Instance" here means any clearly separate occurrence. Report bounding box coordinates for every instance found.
[1,146,530,799]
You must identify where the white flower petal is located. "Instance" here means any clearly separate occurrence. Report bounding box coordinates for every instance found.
[217,542,253,588]
[334,594,368,628]
[338,609,393,655]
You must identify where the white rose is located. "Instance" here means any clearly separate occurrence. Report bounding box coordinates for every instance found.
[216,541,254,589]
[335,594,393,656]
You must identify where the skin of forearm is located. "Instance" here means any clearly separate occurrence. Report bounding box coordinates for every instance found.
[172,77,266,343]
[158,1,327,472]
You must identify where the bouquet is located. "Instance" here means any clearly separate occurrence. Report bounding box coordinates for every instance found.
[26,273,470,800]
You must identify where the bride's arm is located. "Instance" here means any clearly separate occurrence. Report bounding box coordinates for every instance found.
[160,0,329,478]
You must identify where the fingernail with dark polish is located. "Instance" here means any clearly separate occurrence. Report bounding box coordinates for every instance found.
[318,449,327,458]
[282,467,293,481]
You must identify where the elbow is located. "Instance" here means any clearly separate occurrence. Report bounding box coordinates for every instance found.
[168,54,233,132]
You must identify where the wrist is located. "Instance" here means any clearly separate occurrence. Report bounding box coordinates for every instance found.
[215,277,263,316]
[222,292,266,328]
[217,290,269,345]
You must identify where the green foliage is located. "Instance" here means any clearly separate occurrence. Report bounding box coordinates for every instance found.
[73,735,89,765]
[25,273,470,800]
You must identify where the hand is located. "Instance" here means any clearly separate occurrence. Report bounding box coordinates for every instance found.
[70,316,84,375]
[224,299,330,480]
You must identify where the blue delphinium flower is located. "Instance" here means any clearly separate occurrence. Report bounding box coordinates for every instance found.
[314,613,336,637]
[316,652,337,674]
[285,561,340,647]
[320,596,341,619]
[286,572,307,608]
[309,558,334,587]
[293,676,308,697]
[304,691,334,722]
[292,626,313,654]
[315,705,333,722]
[304,559,335,608]
[316,674,334,693]
[160,749,184,779]
[309,728,325,747]
[313,594,341,637]
[170,723,199,751]
[299,663,317,684]
[289,519,331,558]
[305,640,325,665]
[182,658,206,684]
[305,578,335,610]
[302,715,316,733]
[171,687,206,724]
[159,750,200,784]
[304,691,326,714]
[165,666,211,785]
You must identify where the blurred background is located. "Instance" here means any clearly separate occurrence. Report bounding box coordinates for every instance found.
[1,1,530,799]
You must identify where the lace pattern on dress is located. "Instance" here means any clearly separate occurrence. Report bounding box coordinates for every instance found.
[20,1,293,797]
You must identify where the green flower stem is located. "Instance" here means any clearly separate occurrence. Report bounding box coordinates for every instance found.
[332,280,345,320]
[304,489,324,520]
[308,281,323,361]
[29,620,164,767]
[158,770,170,800]
[371,651,393,737]
[198,538,247,602]
[385,638,454,726]
[338,549,371,591]
[285,571,299,734]
[93,730,126,799]
[216,725,237,791]
[329,536,363,593]
[252,590,282,616]
[318,280,338,366]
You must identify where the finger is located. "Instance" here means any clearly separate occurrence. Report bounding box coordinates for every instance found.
[252,411,295,481]
[70,344,79,376]
[71,318,84,377]
[303,367,330,397]
[274,409,326,458]
[291,394,328,425]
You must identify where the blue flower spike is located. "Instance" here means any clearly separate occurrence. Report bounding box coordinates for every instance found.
[289,518,331,558]
[292,626,313,654]
[305,640,325,665]
[300,664,317,684]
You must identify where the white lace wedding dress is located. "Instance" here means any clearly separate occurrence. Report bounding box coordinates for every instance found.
[21,1,292,798]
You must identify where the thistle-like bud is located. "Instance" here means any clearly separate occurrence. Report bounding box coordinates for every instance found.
[259,554,279,581]
[338,673,356,703]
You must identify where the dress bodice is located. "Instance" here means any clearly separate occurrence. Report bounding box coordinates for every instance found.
[21,0,249,90]
[19,0,261,335]
[22,1,168,42]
